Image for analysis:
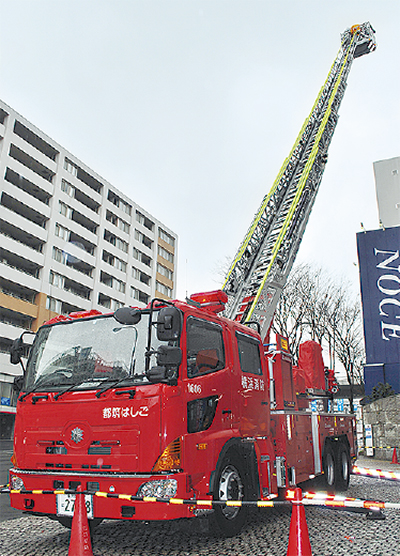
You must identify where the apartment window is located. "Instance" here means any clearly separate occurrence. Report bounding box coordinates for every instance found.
[159,228,175,248]
[61,179,75,197]
[102,251,114,266]
[52,246,66,264]
[119,219,130,234]
[98,293,123,311]
[106,210,118,226]
[64,158,78,176]
[49,271,64,289]
[158,245,174,263]
[132,266,151,286]
[107,190,132,216]
[64,277,91,300]
[59,201,73,219]
[115,258,127,272]
[103,230,128,253]
[115,279,126,294]
[55,223,70,241]
[130,287,149,305]
[100,271,126,294]
[46,296,62,313]
[133,247,152,267]
[135,229,153,249]
[157,263,173,281]
[156,281,172,298]
[102,251,127,273]
[52,246,93,277]
[136,210,154,232]
[100,271,113,288]
[121,199,131,216]
[0,108,8,125]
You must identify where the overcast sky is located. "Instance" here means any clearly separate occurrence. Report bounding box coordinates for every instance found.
[1,1,399,300]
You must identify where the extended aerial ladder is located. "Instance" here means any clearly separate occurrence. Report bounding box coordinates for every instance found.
[222,22,376,340]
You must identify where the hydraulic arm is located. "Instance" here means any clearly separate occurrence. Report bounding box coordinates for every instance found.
[222,23,376,340]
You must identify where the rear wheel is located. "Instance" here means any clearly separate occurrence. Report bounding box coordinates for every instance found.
[323,443,336,491]
[335,443,350,490]
[209,451,249,537]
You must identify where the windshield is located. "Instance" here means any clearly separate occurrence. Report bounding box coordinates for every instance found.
[24,313,163,391]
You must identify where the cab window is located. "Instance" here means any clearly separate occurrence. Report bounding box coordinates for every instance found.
[186,317,225,377]
[236,332,263,375]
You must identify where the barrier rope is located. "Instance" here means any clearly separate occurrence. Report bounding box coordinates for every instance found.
[352,466,400,482]
[1,485,398,511]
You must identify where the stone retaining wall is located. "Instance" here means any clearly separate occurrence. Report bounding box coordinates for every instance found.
[363,394,400,460]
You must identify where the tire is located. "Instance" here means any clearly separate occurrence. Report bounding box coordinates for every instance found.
[335,443,350,490]
[323,443,336,491]
[209,451,249,537]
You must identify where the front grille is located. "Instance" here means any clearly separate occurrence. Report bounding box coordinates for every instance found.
[88,446,111,455]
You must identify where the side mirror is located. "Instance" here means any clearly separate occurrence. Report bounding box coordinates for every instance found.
[147,346,182,386]
[114,307,142,325]
[157,345,182,367]
[157,307,182,341]
[13,375,24,393]
[10,337,24,365]
[146,366,177,385]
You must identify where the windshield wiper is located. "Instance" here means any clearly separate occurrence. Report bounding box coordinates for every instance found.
[95,359,138,398]
[53,378,95,401]
[18,368,74,402]
[95,376,131,398]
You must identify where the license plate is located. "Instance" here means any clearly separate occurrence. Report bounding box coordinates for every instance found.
[56,493,93,519]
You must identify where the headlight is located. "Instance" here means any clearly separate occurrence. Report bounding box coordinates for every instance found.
[10,476,25,490]
[137,479,178,499]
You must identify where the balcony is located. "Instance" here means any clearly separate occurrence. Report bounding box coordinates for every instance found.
[1,191,48,229]
[9,143,55,183]
[13,120,59,162]
[4,167,52,205]
[0,247,42,279]
[0,213,46,252]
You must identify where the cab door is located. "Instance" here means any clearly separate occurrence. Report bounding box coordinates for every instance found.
[182,315,233,492]
[235,331,269,437]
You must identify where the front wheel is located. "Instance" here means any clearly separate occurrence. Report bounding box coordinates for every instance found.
[209,452,248,537]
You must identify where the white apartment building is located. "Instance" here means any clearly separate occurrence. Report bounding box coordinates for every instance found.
[0,99,177,436]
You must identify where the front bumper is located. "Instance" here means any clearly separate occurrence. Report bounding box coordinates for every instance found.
[9,468,196,521]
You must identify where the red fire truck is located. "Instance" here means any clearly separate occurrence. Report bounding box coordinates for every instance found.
[8,22,375,537]
[9,291,355,536]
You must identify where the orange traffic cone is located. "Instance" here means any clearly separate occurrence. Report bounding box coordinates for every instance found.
[391,447,398,464]
[68,485,93,556]
[286,488,312,556]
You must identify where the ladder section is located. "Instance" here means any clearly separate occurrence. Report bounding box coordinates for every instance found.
[222,23,376,339]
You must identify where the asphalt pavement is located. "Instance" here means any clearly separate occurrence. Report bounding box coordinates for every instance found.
[0,442,399,556]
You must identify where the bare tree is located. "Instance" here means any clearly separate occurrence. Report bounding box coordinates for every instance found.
[272,264,313,364]
[273,263,365,402]
[327,294,364,411]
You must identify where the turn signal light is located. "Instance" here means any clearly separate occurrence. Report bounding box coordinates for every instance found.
[152,437,181,472]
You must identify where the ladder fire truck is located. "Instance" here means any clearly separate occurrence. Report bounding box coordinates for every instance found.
[9,23,376,537]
